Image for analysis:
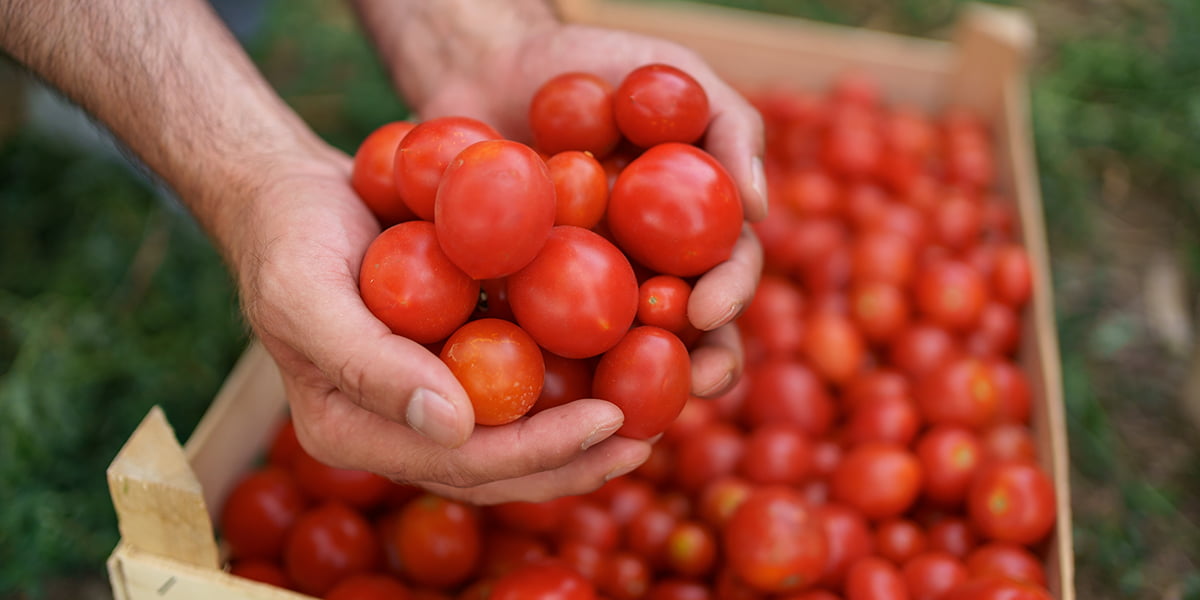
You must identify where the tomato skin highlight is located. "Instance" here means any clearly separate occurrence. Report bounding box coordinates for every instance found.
[592,326,691,439]
[614,63,711,147]
[440,318,546,426]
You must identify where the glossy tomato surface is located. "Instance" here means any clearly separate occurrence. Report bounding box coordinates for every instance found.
[613,63,710,147]
[394,116,501,221]
[351,120,417,226]
[592,326,691,439]
[440,318,545,426]
[530,71,621,158]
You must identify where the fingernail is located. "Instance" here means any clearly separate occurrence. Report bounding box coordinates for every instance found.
[751,155,768,216]
[582,418,624,450]
[696,369,734,398]
[701,302,741,331]
[605,459,645,482]
[406,387,461,448]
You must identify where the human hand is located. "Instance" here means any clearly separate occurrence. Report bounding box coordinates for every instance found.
[234,146,651,504]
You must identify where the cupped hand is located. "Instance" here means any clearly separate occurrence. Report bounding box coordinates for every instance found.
[413,23,766,396]
[233,146,650,504]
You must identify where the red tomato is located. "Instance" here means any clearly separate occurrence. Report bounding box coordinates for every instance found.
[849,281,910,344]
[741,358,835,436]
[599,551,654,600]
[696,476,753,529]
[931,190,984,251]
[915,260,987,331]
[352,121,417,226]
[980,423,1038,464]
[558,540,605,583]
[925,516,977,559]
[989,359,1032,424]
[851,231,916,287]
[529,71,621,158]
[435,140,555,279]
[439,318,545,426]
[608,143,742,277]
[814,503,875,589]
[292,448,391,511]
[941,576,1053,600]
[738,423,815,485]
[382,494,481,589]
[874,518,927,565]
[478,531,549,579]
[844,556,909,600]
[738,274,807,361]
[822,107,883,180]
[267,418,302,470]
[490,561,597,600]
[645,579,712,600]
[915,425,984,507]
[359,221,480,344]
[508,226,638,358]
[220,467,307,560]
[228,559,292,589]
[625,503,679,567]
[917,357,1000,429]
[992,244,1033,307]
[283,502,380,596]
[832,442,923,521]
[663,395,719,446]
[888,321,960,377]
[724,486,828,594]
[842,368,911,413]
[546,150,609,229]
[967,461,1057,545]
[325,574,413,600]
[966,301,1020,357]
[559,501,620,551]
[614,64,710,147]
[486,495,577,535]
[831,70,881,108]
[779,168,841,218]
[663,520,718,578]
[673,423,745,494]
[844,394,921,447]
[592,326,691,439]
[966,542,1047,587]
[637,275,697,338]
[394,116,501,221]
[802,312,867,386]
[902,552,968,600]
[529,350,593,415]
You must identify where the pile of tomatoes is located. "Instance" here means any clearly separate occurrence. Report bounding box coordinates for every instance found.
[218,69,1058,600]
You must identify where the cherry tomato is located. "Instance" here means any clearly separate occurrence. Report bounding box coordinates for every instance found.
[478,531,549,578]
[292,448,391,511]
[559,501,620,551]
[382,494,481,589]
[917,357,1000,429]
[738,423,814,485]
[738,274,807,361]
[832,442,922,521]
[325,573,413,600]
[967,461,1056,546]
[902,552,968,600]
[926,516,978,559]
[599,551,654,600]
[664,520,718,578]
[966,301,1020,357]
[547,150,609,229]
[228,559,292,589]
[849,281,910,344]
[966,542,1047,587]
[802,312,867,386]
[394,116,501,221]
[741,358,835,436]
[842,368,911,413]
[220,467,307,560]
[779,168,840,218]
[435,139,556,279]
[814,503,875,589]
[915,259,987,331]
[874,518,927,565]
[992,244,1033,307]
[888,321,960,377]
[614,63,710,147]
[593,326,691,439]
[822,107,883,180]
[695,475,753,529]
[915,425,984,507]
[843,556,908,600]
[980,423,1038,464]
[559,540,605,583]
[266,418,302,470]
[931,190,984,251]
[352,121,418,226]
[530,71,621,158]
[851,231,916,287]
[608,143,742,277]
[359,221,480,344]
[673,422,745,494]
[508,226,638,358]
[440,318,545,426]
[529,350,593,415]
[941,576,1054,600]
[485,495,577,535]
[725,486,827,594]
[645,579,712,600]
[490,561,597,600]
[844,394,921,447]
[283,502,380,596]
[988,359,1032,424]
[636,275,698,340]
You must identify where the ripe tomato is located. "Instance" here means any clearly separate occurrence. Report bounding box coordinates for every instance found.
[325,573,413,600]
[228,559,292,589]
[490,561,597,600]
[478,531,550,579]
[739,274,806,361]
[283,502,380,596]
[967,461,1056,546]
[664,520,718,578]
[814,503,875,589]
[508,226,638,358]
[558,540,605,583]
[440,318,545,426]
[673,423,745,494]
[530,72,621,158]
[842,368,911,413]
[738,423,815,485]
[435,139,556,279]
[851,231,916,287]
[382,494,481,589]
[802,312,866,386]
[486,495,577,535]
[832,442,922,521]
[849,281,910,344]
[560,501,620,551]
[220,467,307,560]
[529,350,593,415]
[926,516,978,559]
[266,418,302,470]
[941,576,1053,600]
[613,63,710,147]
[292,448,391,511]
[822,107,883,180]
[394,116,501,221]
[592,326,691,439]
[980,423,1038,464]
[645,579,712,600]
[741,358,835,436]
[966,542,1047,587]
[917,357,1000,429]
[931,190,984,251]
[988,359,1032,424]
[844,394,921,447]
[874,518,927,565]
[915,259,987,331]
[966,301,1020,357]
[359,221,480,344]
[992,244,1033,307]
[695,475,753,529]
[724,486,827,594]
[888,321,959,377]
[915,425,984,507]
[599,551,654,600]
[547,150,609,229]
[779,168,841,218]
[351,121,417,226]
[608,143,742,277]
[636,275,697,339]
[843,556,907,600]
[902,552,968,600]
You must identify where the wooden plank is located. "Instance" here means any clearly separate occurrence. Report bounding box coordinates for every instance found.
[106,407,220,569]
[108,543,310,600]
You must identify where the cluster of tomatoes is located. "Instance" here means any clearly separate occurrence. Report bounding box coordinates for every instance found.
[218,69,1060,600]
[352,63,742,435]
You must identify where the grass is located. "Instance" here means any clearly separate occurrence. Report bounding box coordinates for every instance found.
[2,0,1199,597]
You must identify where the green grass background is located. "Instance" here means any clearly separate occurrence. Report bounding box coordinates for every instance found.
[2,0,1198,597]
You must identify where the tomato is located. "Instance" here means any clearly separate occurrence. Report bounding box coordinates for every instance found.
[546,150,609,229]
[267,418,302,470]
[992,244,1033,307]
[382,494,481,589]
[625,503,678,567]
[325,574,413,600]
[967,461,1056,546]
[472,277,514,322]
[966,301,1020,357]
[966,542,1047,587]
[486,495,577,535]
[831,70,881,108]
[741,358,835,436]
[931,190,984,251]
[435,139,555,279]
[662,395,719,446]
[478,531,549,578]
[925,517,977,559]
[283,502,380,596]
[558,540,605,583]
[779,168,841,218]
[394,116,501,221]
[822,107,883,180]
[292,448,391,511]
[888,321,959,377]
[673,422,745,494]
[832,442,922,521]
[851,231,916,287]
[352,121,418,226]
[637,275,697,339]
[439,318,544,426]
[592,326,691,439]
[724,486,827,594]
[530,71,621,158]
[228,559,292,589]
[850,281,910,344]
[608,143,742,277]
[941,576,1053,600]
[614,63,710,147]
[559,501,620,551]
[802,312,866,386]
[915,259,987,331]
[843,556,908,600]
[980,423,1038,464]
[842,368,911,413]
[814,503,875,589]
[220,467,307,560]
[738,274,806,361]
[663,520,718,578]
[696,475,753,529]
[508,226,638,358]
[359,221,480,344]
[902,552,968,600]
[490,561,597,600]
[874,518,927,565]
[800,241,853,294]
[738,423,814,485]
[915,425,984,507]
[988,359,1032,424]
[529,350,593,415]
[845,394,921,447]
[645,579,712,600]
[599,551,654,600]
[917,357,1000,429]
[588,476,656,526]
[944,125,995,191]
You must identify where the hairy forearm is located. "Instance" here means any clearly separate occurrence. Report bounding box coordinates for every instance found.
[0,0,325,264]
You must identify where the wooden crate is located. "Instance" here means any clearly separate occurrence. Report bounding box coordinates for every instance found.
[105,2,1073,598]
